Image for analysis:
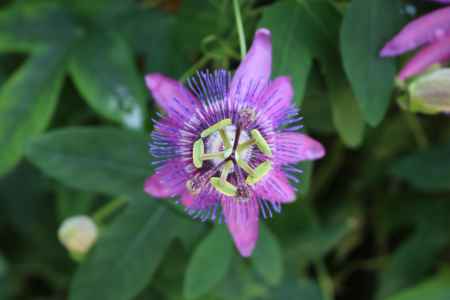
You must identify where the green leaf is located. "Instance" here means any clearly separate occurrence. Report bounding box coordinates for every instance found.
[68,0,134,22]
[259,0,313,105]
[251,224,283,286]
[0,47,67,176]
[70,199,182,300]
[69,32,146,129]
[0,2,79,52]
[270,279,323,300]
[385,271,450,300]
[25,127,149,196]
[0,254,10,300]
[390,142,450,191]
[376,202,450,299]
[183,225,233,300]
[325,63,365,147]
[288,208,355,261]
[341,0,405,126]
[302,68,335,134]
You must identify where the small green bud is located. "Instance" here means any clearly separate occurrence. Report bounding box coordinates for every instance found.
[58,215,98,257]
[408,68,450,114]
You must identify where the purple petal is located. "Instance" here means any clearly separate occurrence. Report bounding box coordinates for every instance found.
[229,28,272,98]
[380,7,450,57]
[144,175,172,198]
[180,191,194,207]
[258,76,293,122]
[428,0,450,4]
[255,170,296,203]
[145,73,199,118]
[144,160,187,198]
[222,198,259,257]
[276,133,325,164]
[398,36,450,80]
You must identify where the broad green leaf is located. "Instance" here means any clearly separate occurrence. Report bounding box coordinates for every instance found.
[288,213,355,261]
[25,127,149,196]
[325,63,365,147]
[183,225,233,300]
[118,8,174,56]
[390,142,450,191]
[341,0,405,126]
[56,187,95,222]
[69,32,146,129]
[68,0,134,23]
[0,254,9,300]
[290,0,342,62]
[376,202,450,299]
[302,68,334,134]
[70,199,182,300]
[251,224,283,286]
[0,47,67,176]
[0,2,79,52]
[259,0,313,105]
[278,0,365,146]
[385,271,450,300]
[213,260,268,300]
[270,279,323,300]
[0,162,69,275]
[377,229,449,299]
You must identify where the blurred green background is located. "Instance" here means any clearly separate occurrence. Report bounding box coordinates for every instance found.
[1,0,450,299]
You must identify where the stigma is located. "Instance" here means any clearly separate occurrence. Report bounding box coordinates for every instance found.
[189,112,273,199]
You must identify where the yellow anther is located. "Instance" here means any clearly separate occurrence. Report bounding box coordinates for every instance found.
[210,177,237,197]
[201,119,232,138]
[236,159,256,177]
[220,161,234,185]
[246,161,272,185]
[251,129,272,156]
[219,129,232,149]
[192,139,204,168]
[237,139,255,153]
[223,148,233,159]
[201,152,225,160]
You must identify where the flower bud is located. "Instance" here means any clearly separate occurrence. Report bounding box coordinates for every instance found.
[408,68,450,114]
[58,215,98,256]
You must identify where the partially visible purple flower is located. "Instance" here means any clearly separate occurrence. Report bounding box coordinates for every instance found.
[398,36,450,80]
[144,29,325,257]
[429,0,450,4]
[380,6,450,80]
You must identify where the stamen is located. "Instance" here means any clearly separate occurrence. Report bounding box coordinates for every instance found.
[236,159,256,177]
[220,161,234,185]
[251,129,272,157]
[192,139,204,168]
[219,129,232,149]
[223,148,233,159]
[201,119,232,138]
[246,161,273,185]
[210,177,237,197]
[236,139,255,153]
[201,151,225,160]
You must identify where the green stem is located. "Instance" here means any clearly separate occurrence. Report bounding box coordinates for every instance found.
[233,0,247,58]
[403,112,429,150]
[315,259,334,300]
[93,197,128,224]
[179,55,211,82]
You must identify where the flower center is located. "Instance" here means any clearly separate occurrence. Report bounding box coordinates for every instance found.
[187,116,273,199]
